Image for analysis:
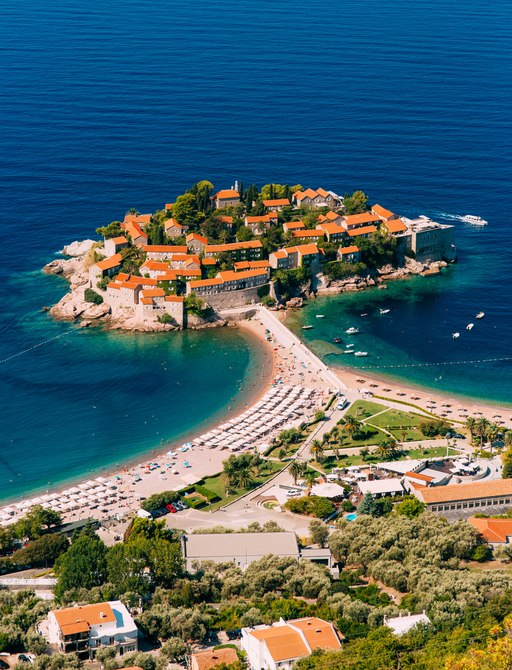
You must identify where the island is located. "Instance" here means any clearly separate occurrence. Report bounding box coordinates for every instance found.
[43,181,456,331]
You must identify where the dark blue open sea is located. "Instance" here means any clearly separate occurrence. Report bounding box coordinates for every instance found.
[1,0,510,500]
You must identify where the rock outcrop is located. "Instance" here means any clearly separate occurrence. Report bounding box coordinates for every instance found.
[61,239,96,257]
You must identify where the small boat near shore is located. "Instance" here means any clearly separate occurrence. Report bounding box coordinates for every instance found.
[333,337,342,344]
[343,349,355,354]
[302,325,314,330]
[452,332,460,339]
[346,327,360,334]
[476,311,485,319]
[316,314,325,318]
[461,214,488,225]
[466,323,474,331]
[380,308,390,314]
[354,351,368,357]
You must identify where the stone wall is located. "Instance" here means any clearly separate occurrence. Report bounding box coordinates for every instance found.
[204,284,269,311]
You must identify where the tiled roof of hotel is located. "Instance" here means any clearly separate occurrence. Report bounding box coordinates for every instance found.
[141,288,165,298]
[318,222,344,234]
[468,518,512,543]
[219,215,234,224]
[292,230,323,238]
[205,240,263,253]
[343,212,381,226]
[372,204,395,219]
[263,198,290,207]
[110,236,128,244]
[415,479,512,504]
[405,471,433,483]
[384,219,408,233]
[294,188,319,201]
[215,189,240,199]
[142,245,188,253]
[124,213,152,225]
[191,648,239,670]
[289,617,344,648]
[285,243,320,256]
[284,221,306,230]
[165,295,184,303]
[186,233,208,244]
[250,626,309,662]
[218,269,269,282]
[246,213,275,223]
[188,277,224,289]
[141,260,170,271]
[164,217,183,229]
[233,260,270,271]
[201,257,217,266]
[95,253,122,271]
[338,245,360,255]
[122,221,148,241]
[347,225,378,237]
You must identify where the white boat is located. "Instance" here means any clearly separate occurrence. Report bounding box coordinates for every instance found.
[354,351,368,357]
[461,214,488,225]
[380,309,390,315]
[476,311,485,319]
[360,313,368,317]
[346,327,360,334]
[302,325,314,330]
[452,332,460,339]
[343,349,354,354]
[346,343,355,348]
[316,314,325,318]
[466,323,474,331]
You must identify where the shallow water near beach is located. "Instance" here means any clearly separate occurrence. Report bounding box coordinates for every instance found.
[1,0,511,499]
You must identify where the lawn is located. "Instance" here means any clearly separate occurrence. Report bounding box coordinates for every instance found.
[367,408,430,442]
[346,400,388,419]
[197,460,283,511]
[316,444,459,472]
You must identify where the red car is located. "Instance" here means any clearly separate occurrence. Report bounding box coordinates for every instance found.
[166,503,177,513]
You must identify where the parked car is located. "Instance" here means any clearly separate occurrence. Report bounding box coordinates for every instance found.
[0,659,9,669]
[165,504,177,513]
[150,507,169,518]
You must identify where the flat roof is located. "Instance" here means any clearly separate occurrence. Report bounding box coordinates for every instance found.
[183,531,299,560]
[358,479,405,495]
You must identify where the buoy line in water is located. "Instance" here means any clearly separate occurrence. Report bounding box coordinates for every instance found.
[0,329,76,365]
[360,356,512,370]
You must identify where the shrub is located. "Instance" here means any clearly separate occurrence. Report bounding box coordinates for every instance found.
[472,544,492,562]
[157,313,177,325]
[285,496,335,519]
[141,491,180,512]
[84,288,104,305]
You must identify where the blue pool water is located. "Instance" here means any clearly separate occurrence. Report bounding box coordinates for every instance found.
[0,0,510,500]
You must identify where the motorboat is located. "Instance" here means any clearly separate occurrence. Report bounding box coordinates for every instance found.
[461,215,488,225]
[316,314,325,318]
[452,332,460,339]
[476,311,485,319]
[346,327,360,334]
[343,349,355,354]
[466,323,474,331]
[380,309,390,314]
[354,351,368,357]
[346,343,355,348]
[360,313,368,317]
[302,325,314,330]
[333,337,342,344]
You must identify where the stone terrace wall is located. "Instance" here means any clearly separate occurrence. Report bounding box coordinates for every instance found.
[205,284,269,311]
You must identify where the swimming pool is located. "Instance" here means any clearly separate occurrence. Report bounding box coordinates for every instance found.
[346,513,358,522]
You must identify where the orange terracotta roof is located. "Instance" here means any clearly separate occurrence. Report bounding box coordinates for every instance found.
[263,198,290,207]
[468,518,512,544]
[124,213,152,225]
[343,212,381,226]
[289,617,344,648]
[95,253,122,271]
[294,188,318,201]
[385,219,408,233]
[164,218,183,229]
[157,271,179,281]
[405,471,433,483]
[124,276,158,286]
[107,282,120,290]
[292,230,323,238]
[233,260,270,271]
[219,215,234,224]
[246,214,274,223]
[52,603,116,630]
[116,273,130,281]
[285,243,320,256]
[272,250,288,260]
[215,189,240,199]
[250,627,309,662]
[141,260,170,271]
[338,245,360,255]
[175,269,202,278]
[316,188,329,198]
[110,235,128,245]
[324,211,343,221]
[417,479,512,504]
[60,621,90,635]
[142,245,188,254]
[205,240,263,253]
[188,277,224,289]
[165,203,173,210]
[165,295,184,303]
[284,221,306,230]
[201,258,217,266]
[122,221,148,241]
[191,648,239,670]
[372,204,395,219]
[141,288,165,298]
[318,223,344,235]
[347,225,377,237]
[218,269,269,282]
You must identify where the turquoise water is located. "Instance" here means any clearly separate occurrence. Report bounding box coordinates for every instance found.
[287,262,512,406]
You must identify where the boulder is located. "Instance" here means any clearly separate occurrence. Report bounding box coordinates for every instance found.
[81,303,111,320]
[62,240,96,257]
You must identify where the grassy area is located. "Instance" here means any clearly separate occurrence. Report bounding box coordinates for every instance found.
[367,408,430,442]
[346,400,388,419]
[197,460,283,511]
[316,444,458,471]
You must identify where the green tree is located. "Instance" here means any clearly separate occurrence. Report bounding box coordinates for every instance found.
[310,440,325,462]
[289,460,307,485]
[15,506,61,540]
[343,190,369,215]
[395,496,425,519]
[309,520,329,547]
[303,471,319,495]
[54,529,107,597]
[84,288,104,304]
[11,533,69,568]
[96,221,123,239]
[172,193,197,224]
[343,416,361,442]
[358,493,377,517]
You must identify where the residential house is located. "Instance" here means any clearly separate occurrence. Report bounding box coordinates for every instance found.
[384,612,431,637]
[263,198,291,211]
[186,233,208,254]
[121,221,148,247]
[139,259,171,279]
[104,236,128,257]
[124,213,152,227]
[242,617,343,670]
[318,211,345,226]
[190,648,239,670]
[282,221,306,233]
[293,188,342,210]
[169,254,201,270]
[269,244,322,270]
[371,204,398,222]
[89,253,123,287]
[316,222,345,244]
[336,245,360,263]
[46,601,139,660]
[164,217,188,238]
[214,189,240,209]
[245,211,278,235]
[347,225,378,240]
[219,215,234,228]
[204,240,263,262]
[342,212,381,231]
[106,275,158,313]
[233,260,270,272]
[142,244,188,260]
[291,229,324,242]
[412,478,512,513]
[468,517,512,545]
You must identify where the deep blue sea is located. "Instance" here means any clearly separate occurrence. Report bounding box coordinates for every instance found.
[1,0,511,500]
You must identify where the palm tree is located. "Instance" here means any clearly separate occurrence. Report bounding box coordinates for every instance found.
[360,447,370,462]
[375,439,397,460]
[234,467,255,490]
[289,460,307,485]
[465,416,477,442]
[303,471,319,495]
[310,440,325,462]
[487,423,501,455]
[475,417,491,449]
[344,416,361,442]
